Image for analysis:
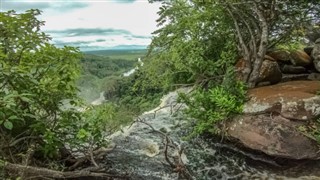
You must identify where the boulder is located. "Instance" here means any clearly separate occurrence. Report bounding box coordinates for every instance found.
[281,64,306,74]
[227,114,320,159]
[267,50,290,62]
[281,74,309,82]
[244,81,320,121]
[290,50,312,66]
[236,57,282,86]
[304,46,314,56]
[308,73,320,81]
[257,59,282,85]
[312,38,320,72]
[227,81,320,160]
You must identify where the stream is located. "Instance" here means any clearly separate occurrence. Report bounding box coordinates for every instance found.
[87,88,320,180]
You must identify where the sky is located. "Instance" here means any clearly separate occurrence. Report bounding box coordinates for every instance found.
[0,0,161,51]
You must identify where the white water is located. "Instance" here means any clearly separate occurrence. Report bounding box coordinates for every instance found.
[123,57,143,77]
[90,91,105,106]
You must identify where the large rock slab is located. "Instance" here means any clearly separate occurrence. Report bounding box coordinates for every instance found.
[227,114,320,159]
[227,81,320,160]
[244,81,320,121]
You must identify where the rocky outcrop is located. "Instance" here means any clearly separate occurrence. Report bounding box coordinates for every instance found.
[102,87,320,179]
[281,64,306,74]
[268,50,291,62]
[227,81,320,160]
[312,38,320,72]
[244,81,320,121]
[95,85,320,178]
[236,57,282,85]
[308,73,320,81]
[290,50,312,66]
[228,114,319,159]
[257,59,282,85]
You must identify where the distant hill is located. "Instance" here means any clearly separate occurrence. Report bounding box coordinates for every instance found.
[83,49,147,60]
[84,49,147,55]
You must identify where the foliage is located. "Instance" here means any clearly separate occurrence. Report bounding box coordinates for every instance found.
[80,54,136,78]
[0,10,121,174]
[146,0,236,88]
[110,74,164,114]
[142,0,319,136]
[65,103,125,154]
[306,25,320,43]
[139,0,245,135]
[276,41,305,51]
[0,9,83,158]
[85,49,146,60]
[298,119,320,144]
[180,68,246,135]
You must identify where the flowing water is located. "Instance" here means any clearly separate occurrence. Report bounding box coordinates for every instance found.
[87,87,320,179]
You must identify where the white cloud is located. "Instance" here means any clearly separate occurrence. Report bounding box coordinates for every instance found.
[1,0,161,50]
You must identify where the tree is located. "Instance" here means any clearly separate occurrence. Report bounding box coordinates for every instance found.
[223,0,320,87]
[148,0,320,88]
[0,10,114,179]
[142,0,319,134]
[146,0,237,88]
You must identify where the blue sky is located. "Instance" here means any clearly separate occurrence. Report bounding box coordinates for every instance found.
[0,0,161,51]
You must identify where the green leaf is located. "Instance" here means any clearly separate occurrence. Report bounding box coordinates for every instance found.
[8,115,18,120]
[76,128,89,139]
[20,96,31,102]
[4,121,13,130]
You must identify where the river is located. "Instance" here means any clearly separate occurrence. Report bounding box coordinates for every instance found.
[101,88,320,180]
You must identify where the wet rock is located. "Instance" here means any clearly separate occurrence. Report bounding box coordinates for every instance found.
[290,50,312,66]
[244,81,320,121]
[312,38,320,72]
[103,86,320,178]
[227,114,320,160]
[257,59,282,85]
[106,88,192,180]
[268,50,291,62]
[281,64,307,74]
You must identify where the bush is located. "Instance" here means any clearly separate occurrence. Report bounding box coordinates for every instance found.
[180,68,246,135]
[0,10,120,176]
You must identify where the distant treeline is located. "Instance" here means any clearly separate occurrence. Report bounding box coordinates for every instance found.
[80,54,137,78]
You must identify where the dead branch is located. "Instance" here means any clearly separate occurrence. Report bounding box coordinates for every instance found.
[134,117,194,180]
[67,145,115,171]
[4,162,127,179]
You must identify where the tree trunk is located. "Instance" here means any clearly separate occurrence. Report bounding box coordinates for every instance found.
[247,2,269,88]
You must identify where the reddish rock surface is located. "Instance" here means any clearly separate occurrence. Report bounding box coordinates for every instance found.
[227,81,320,160]
[245,81,320,120]
[290,50,312,66]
